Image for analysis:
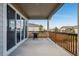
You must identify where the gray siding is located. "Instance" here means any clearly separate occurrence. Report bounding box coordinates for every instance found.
[78,4,79,56]
[0,4,3,56]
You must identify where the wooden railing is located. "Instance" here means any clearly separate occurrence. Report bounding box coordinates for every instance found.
[49,32,77,56]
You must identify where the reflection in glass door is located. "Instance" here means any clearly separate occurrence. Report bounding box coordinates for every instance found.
[21,18,24,40]
[16,14,21,43]
[25,20,27,38]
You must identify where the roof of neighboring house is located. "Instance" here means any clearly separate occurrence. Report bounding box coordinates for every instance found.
[73,26,78,29]
[28,23,42,27]
[60,26,78,29]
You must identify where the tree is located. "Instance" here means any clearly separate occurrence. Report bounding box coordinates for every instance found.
[54,27,59,32]
[39,25,43,32]
[69,27,75,33]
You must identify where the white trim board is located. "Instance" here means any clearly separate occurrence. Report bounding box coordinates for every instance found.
[2,3,7,56]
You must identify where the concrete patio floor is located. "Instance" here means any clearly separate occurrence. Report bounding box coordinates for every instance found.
[9,38,71,56]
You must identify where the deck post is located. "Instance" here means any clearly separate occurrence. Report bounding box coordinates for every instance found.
[47,20,49,37]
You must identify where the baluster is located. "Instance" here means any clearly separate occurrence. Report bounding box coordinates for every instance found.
[74,35,77,55]
[72,35,74,54]
[70,35,72,52]
[67,34,70,51]
[69,35,71,52]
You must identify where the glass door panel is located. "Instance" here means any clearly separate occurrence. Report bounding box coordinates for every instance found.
[21,18,24,40]
[7,5,16,50]
[16,14,21,43]
[25,20,27,38]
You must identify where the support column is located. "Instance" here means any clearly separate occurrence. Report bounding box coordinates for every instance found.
[47,20,49,37]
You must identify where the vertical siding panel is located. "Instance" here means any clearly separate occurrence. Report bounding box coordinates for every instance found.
[0,3,3,56]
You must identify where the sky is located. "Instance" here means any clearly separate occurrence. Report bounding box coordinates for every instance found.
[29,3,78,30]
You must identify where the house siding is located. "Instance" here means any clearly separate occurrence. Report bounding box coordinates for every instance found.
[28,27,40,31]
[0,4,3,56]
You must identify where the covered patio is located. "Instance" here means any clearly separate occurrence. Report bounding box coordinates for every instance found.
[9,38,71,56]
[7,3,77,56]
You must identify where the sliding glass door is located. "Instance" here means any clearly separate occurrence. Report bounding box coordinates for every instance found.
[7,5,16,50]
[7,5,27,50]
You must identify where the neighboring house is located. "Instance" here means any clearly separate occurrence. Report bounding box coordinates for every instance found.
[60,26,78,34]
[74,26,78,34]
[28,23,43,31]
[49,29,55,32]
[50,27,60,32]
[28,23,43,38]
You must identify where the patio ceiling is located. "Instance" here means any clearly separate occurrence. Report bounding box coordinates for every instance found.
[12,3,63,20]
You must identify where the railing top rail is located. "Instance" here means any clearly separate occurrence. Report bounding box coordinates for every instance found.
[49,31,78,36]
[28,31,48,32]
